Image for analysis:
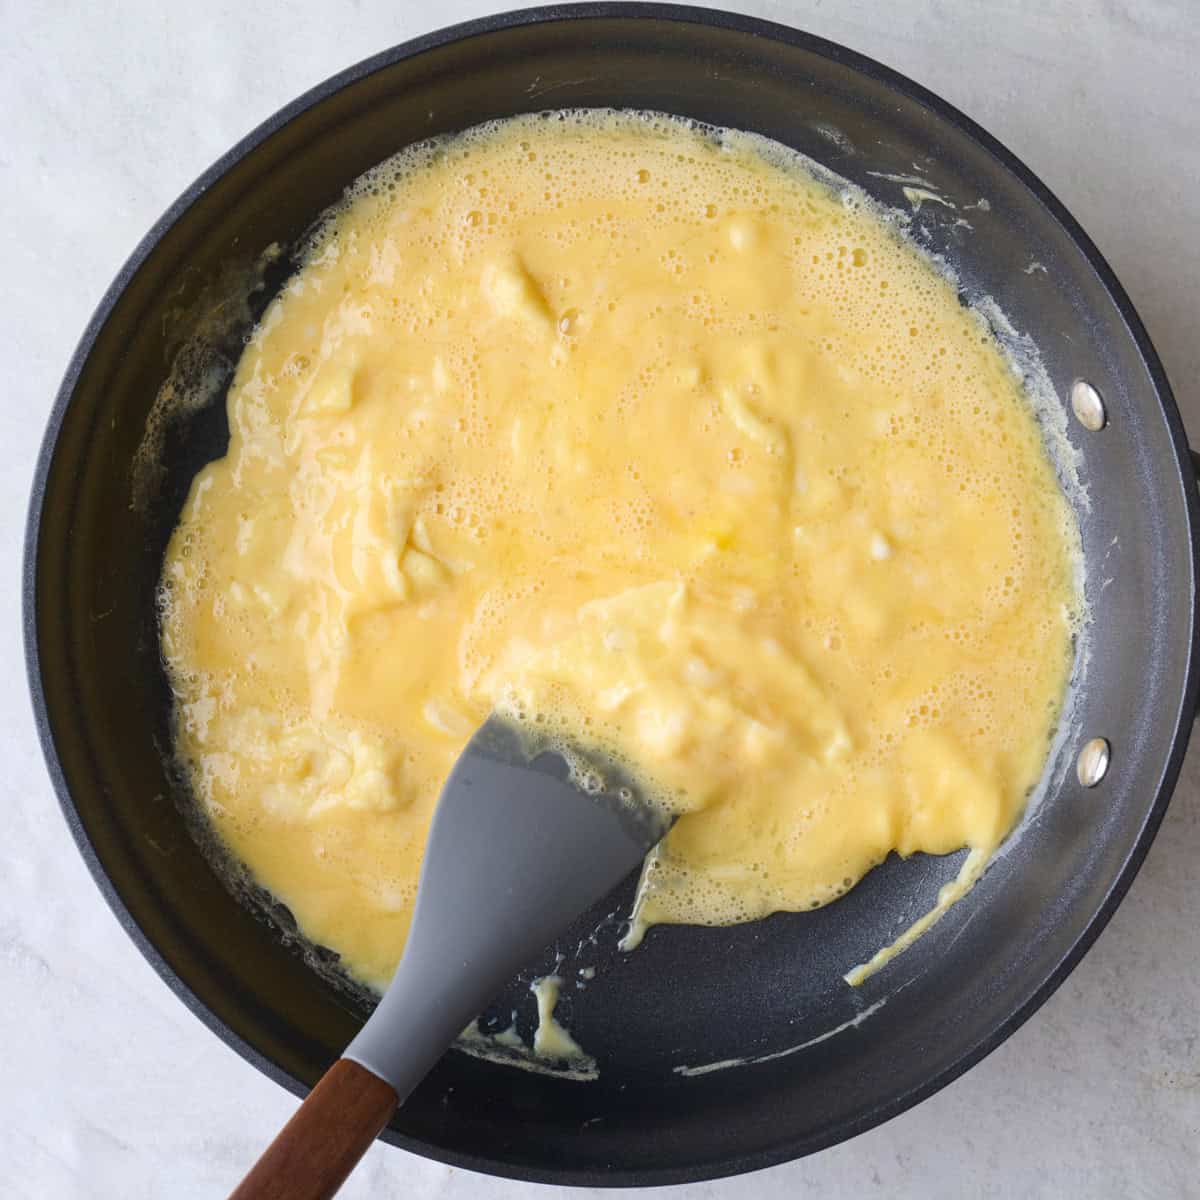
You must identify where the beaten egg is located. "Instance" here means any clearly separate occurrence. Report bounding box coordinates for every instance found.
[160,111,1080,996]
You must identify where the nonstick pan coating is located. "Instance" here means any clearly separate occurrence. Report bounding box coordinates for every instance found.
[24,5,1200,1185]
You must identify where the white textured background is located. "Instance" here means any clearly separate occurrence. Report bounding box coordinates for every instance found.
[5,2,1199,1197]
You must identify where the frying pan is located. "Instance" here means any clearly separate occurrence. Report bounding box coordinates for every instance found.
[24,4,1200,1187]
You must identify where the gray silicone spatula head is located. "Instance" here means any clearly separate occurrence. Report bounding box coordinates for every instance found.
[342,714,672,1103]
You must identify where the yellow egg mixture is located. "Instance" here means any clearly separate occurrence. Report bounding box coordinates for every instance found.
[160,112,1080,994]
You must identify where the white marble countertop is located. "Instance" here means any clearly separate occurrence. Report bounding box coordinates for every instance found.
[5,2,1199,1196]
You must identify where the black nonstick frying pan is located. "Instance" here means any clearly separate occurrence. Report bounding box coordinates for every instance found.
[24,4,1200,1187]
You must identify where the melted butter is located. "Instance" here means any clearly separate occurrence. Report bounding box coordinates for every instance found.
[159,111,1080,995]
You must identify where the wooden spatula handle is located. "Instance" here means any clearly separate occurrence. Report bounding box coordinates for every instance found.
[228,1058,398,1200]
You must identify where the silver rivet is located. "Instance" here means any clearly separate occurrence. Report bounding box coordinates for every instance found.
[1076,737,1111,787]
[1071,380,1107,431]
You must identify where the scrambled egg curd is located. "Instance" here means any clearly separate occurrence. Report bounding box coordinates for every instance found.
[160,112,1080,993]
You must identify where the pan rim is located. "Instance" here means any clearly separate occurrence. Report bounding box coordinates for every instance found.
[23,3,1200,1186]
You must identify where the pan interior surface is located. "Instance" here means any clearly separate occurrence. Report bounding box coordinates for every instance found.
[27,7,1196,1185]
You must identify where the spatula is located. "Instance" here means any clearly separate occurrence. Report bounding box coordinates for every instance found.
[228,715,671,1200]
